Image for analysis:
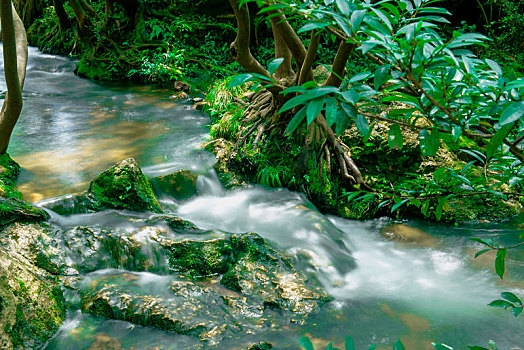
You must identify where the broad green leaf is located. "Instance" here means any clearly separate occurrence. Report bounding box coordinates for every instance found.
[336,0,350,15]
[512,306,523,317]
[485,59,502,76]
[285,107,307,135]
[452,125,462,141]
[350,10,367,32]
[474,248,492,258]
[340,90,359,105]
[499,101,524,126]
[488,299,513,308]
[419,129,440,156]
[345,336,356,350]
[368,346,377,350]
[306,97,325,125]
[374,64,391,90]
[299,336,315,350]
[501,292,522,305]
[495,248,507,279]
[393,339,405,350]
[340,102,357,119]
[326,341,333,350]
[228,73,253,87]
[391,198,410,213]
[467,347,489,350]
[388,123,403,150]
[268,58,285,76]
[486,124,513,159]
[355,114,370,141]
[432,344,454,350]
[421,199,431,216]
[325,97,338,127]
[280,95,310,113]
[336,108,351,135]
[349,72,372,83]
[435,197,447,221]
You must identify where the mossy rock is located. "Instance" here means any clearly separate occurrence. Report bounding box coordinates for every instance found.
[0,198,49,227]
[221,233,332,315]
[445,194,521,223]
[163,238,233,277]
[151,170,198,200]
[87,158,163,213]
[0,249,65,349]
[0,154,22,199]
[43,159,164,215]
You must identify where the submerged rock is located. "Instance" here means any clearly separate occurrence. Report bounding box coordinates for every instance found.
[0,249,65,349]
[79,272,267,346]
[151,169,198,200]
[221,233,332,315]
[380,223,439,248]
[43,158,163,215]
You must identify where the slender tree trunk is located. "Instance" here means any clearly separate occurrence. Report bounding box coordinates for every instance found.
[0,0,28,154]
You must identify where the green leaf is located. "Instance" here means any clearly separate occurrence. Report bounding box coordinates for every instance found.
[393,339,405,350]
[350,10,367,32]
[432,343,454,350]
[421,199,431,216]
[501,292,522,305]
[374,64,391,90]
[495,248,507,279]
[467,347,489,350]
[325,97,339,127]
[285,107,307,135]
[488,299,513,308]
[452,125,462,141]
[298,22,330,33]
[336,0,350,15]
[388,123,403,150]
[307,97,325,125]
[499,101,524,126]
[486,124,513,159]
[485,59,502,76]
[268,58,285,76]
[419,129,440,156]
[228,73,253,87]
[391,198,410,213]
[512,306,523,317]
[345,336,356,350]
[355,114,370,141]
[367,346,377,350]
[474,248,492,259]
[326,342,333,350]
[340,102,357,120]
[280,95,310,113]
[435,197,447,221]
[299,336,315,350]
[469,238,493,247]
[349,72,372,83]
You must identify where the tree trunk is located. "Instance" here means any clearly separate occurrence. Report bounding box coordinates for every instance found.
[53,0,71,31]
[0,0,28,154]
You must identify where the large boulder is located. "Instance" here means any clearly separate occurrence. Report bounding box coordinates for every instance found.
[380,223,439,248]
[79,272,266,347]
[0,241,65,350]
[221,233,332,316]
[43,159,163,215]
[0,198,49,227]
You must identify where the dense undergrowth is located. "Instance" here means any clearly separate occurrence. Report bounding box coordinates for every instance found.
[23,0,524,224]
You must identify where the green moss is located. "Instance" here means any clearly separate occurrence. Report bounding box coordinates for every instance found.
[87,158,163,213]
[165,239,233,277]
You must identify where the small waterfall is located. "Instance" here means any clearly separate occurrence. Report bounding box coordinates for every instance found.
[196,169,225,197]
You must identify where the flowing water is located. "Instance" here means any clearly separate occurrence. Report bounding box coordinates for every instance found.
[2,47,524,349]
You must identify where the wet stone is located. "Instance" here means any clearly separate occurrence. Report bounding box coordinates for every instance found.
[42,158,163,215]
[151,170,198,200]
[221,233,332,316]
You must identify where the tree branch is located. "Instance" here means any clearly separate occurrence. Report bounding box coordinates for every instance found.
[297,30,320,86]
[323,40,354,87]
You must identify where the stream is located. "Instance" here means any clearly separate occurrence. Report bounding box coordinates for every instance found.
[2,47,524,349]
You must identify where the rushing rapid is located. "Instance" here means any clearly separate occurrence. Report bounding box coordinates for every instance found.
[2,47,523,349]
